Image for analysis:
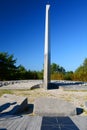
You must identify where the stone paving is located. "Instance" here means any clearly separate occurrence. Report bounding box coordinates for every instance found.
[0,80,87,129]
[0,115,87,130]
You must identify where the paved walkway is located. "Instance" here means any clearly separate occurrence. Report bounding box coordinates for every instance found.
[0,114,87,130]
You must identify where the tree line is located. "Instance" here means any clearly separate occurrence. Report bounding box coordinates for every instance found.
[0,52,43,80]
[0,52,87,81]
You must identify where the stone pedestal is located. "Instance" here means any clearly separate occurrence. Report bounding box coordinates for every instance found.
[34,98,76,116]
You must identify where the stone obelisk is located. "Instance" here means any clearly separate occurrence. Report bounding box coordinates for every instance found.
[44,4,50,89]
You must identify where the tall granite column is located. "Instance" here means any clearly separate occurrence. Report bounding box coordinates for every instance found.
[44,4,50,89]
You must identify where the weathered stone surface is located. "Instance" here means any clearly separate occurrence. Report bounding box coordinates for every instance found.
[34,97,76,116]
[61,85,87,91]
[0,115,87,130]
[0,94,28,115]
[71,116,87,130]
[85,101,87,108]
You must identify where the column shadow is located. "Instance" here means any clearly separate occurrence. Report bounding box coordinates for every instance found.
[0,128,7,130]
[41,116,80,130]
[48,83,59,89]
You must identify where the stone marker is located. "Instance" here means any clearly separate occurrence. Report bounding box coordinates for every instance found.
[34,97,76,116]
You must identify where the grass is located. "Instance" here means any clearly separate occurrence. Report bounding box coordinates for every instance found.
[83,109,87,115]
[0,88,87,110]
[84,96,87,100]
[11,88,55,103]
[0,90,14,97]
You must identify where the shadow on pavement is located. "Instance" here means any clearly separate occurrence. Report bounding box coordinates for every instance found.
[41,116,80,130]
[0,102,17,113]
[76,107,84,115]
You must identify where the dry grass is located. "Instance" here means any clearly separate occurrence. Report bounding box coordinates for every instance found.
[84,109,87,115]
[0,88,86,107]
[0,90,13,97]
[0,88,87,115]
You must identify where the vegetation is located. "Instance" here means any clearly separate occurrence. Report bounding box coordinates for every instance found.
[50,59,87,81]
[0,52,87,81]
[0,90,13,97]
[0,52,40,80]
[51,63,65,74]
[0,52,17,80]
[74,58,87,81]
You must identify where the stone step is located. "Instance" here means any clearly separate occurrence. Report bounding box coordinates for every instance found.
[34,97,76,116]
[0,94,28,115]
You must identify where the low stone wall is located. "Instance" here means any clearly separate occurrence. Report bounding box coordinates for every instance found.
[0,80,43,88]
[0,80,86,90]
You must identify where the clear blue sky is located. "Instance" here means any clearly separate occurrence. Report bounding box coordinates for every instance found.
[0,0,87,72]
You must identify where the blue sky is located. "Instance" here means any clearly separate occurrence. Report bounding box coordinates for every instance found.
[0,0,87,72]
